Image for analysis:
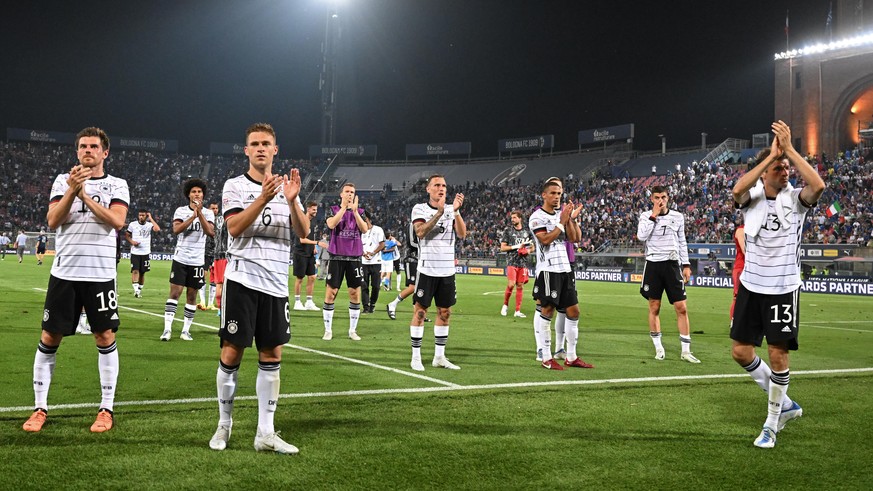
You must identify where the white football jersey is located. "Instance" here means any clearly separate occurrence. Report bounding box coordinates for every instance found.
[127,220,153,255]
[50,174,129,282]
[636,209,690,265]
[172,206,215,266]
[529,208,571,274]
[222,173,304,298]
[740,190,809,295]
[361,224,385,266]
[411,203,456,277]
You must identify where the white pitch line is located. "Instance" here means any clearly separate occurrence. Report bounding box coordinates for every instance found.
[32,288,458,388]
[2,367,872,414]
[800,325,873,333]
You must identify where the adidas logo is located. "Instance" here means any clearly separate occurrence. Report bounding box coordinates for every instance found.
[247,194,256,201]
[111,313,119,320]
[781,326,792,333]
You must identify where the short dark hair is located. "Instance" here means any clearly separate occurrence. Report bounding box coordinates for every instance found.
[138,208,149,214]
[510,210,523,219]
[305,201,318,209]
[542,181,561,193]
[426,174,445,186]
[651,185,668,195]
[76,127,110,150]
[245,123,276,142]
[183,178,208,198]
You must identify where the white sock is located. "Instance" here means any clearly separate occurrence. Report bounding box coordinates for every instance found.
[198,286,206,305]
[410,325,424,359]
[680,334,692,354]
[536,314,553,360]
[208,284,216,305]
[294,294,301,303]
[396,275,402,290]
[78,312,88,328]
[132,282,138,294]
[533,306,543,352]
[349,303,361,333]
[434,325,449,359]
[164,300,177,332]
[33,343,57,410]
[565,317,579,360]
[323,303,334,333]
[256,361,281,435]
[650,331,664,350]
[306,295,313,303]
[216,361,239,428]
[765,371,789,429]
[183,304,196,333]
[555,310,566,351]
[743,357,794,410]
[97,342,119,411]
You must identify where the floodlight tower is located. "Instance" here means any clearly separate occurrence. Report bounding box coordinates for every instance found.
[320,2,341,145]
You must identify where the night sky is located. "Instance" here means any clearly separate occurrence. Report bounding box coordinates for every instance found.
[1,0,837,158]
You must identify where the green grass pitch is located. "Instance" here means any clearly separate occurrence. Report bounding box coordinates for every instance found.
[1,258,871,489]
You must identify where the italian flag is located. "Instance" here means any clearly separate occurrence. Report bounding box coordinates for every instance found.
[826,201,841,218]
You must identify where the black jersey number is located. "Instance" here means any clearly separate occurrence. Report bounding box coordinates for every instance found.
[761,213,781,232]
[78,195,101,213]
[261,207,272,226]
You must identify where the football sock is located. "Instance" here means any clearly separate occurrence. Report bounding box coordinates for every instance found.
[742,356,795,410]
[208,284,216,305]
[256,361,281,435]
[555,309,566,351]
[183,304,196,333]
[533,305,543,352]
[679,334,692,354]
[650,331,664,351]
[322,303,334,333]
[565,316,579,360]
[765,370,789,429]
[216,361,239,427]
[503,286,512,306]
[78,312,88,328]
[306,295,313,303]
[164,300,178,331]
[97,342,119,411]
[515,287,524,312]
[294,294,301,303]
[536,313,553,360]
[349,303,361,333]
[410,325,424,359]
[33,342,58,410]
[434,325,448,358]
[132,282,138,294]
[396,275,402,290]
[198,286,206,305]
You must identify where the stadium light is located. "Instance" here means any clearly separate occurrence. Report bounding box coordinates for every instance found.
[775,30,873,60]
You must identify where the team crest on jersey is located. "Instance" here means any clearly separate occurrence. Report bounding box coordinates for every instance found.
[417,289,424,297]
[170,271,175,279]
[327,273,332,280]
[643,284,650,292]
[550,291,558,299]
[100,183,112,194]
[226,321,238,334]
[533,286,539,294]
[43,309,50,322]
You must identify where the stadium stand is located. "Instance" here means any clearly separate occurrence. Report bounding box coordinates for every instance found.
[2,141,870,260]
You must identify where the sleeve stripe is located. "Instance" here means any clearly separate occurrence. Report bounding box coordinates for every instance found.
[224,208,244,219]
[532,227,548,234]
[412,218,426,224]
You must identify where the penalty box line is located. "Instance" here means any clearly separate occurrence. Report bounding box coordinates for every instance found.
[2,367,873,414]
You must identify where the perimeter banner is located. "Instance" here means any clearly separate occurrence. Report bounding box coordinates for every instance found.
[578,124,634,146]
[406,142,471,157]
[112,136,178,152]
[498,135,554,152]
[309,144,377,158]
[7,127,76,144]
[210,142,246,155]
